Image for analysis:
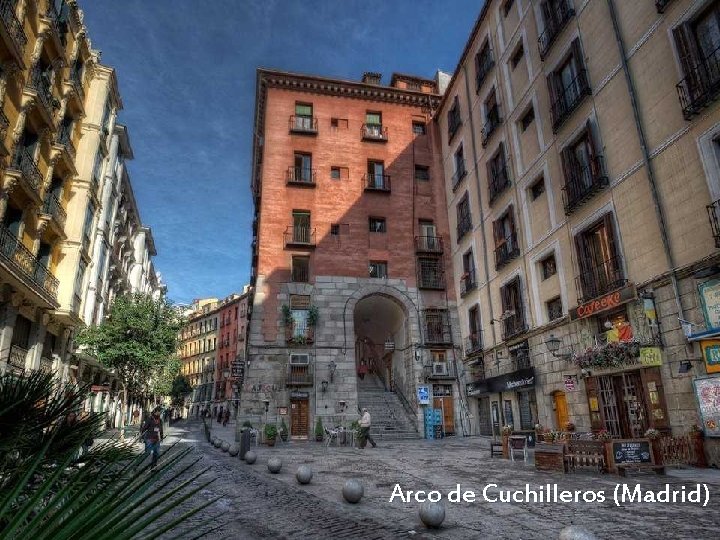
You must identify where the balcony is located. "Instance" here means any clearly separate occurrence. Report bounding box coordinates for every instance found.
[708,199,720,248]
[283,226,316,249]
[0,0,27,63]
[39,356,53,373]
[561,155,609,214]
[7,344,27,374]
[460,268,477,297]
[481,107,502,147]
[655,0,673,13]
[9,148,42,202]
[417,259,445,290]
[427,361,455,380]
[451,162,467,191]
[465,334,483,357]
[494,234,520,269]
[285,321,314,345]
[286,166,316,187]
[575,255,626,304]
[538,0,575,60]
[42,192,67,232]
[69,63,85,101]
[502,313,527,341]
[361,123,388,142]
[488,163,511,205]
[415,235,443,254]
[286,365,313,386]
[363,173,391,193]
[424,311,453,345]
[676,44,720,120]
[56,122,76,162]
[289,115,318,134]
[0,224,59,302]
[44,0,68,48]
[476,50,495,92]
[28,66,57,125]
[456,214,472,241]
[550,68,591,132]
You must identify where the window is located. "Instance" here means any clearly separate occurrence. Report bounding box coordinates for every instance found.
[548,40,589,131]
[74,258,86,307]
[482,90,501,145]
[369,217,386,233]
[290,295,311,339]
[92,151,104,185]
[414,165,430,181]
[560,121,607,213]
[541,253,557,279]
[575,213,624,302]
[330,224,340,236]
[503,0,515,17]
[330,118,348,129]
[424,309,450,344]
[292,256,309,283]
[468,305,482,350]
[366,111,382,126]
[366,160,387,189]
[292,152,313,183]
[539,0,575,59]
[456,193,472,240]
[291,211,311,243]
[418,257,445,289]
[452,144,467,188]
[493,207,519,269]
[448,96,461,141]
[510,43,524,69]
[82,201,95,245]
[547,297,563,321]
[461,249,476,295]
[475,40,494,91]
[369,261,388,279]
[500,276,526,340]
[100,101,112,134]
[488,144,510,203]
[528,177,544,200]
[412,121,426,135]
[331,118,338,128]
[293,103,314,131]
[331,166,341,180]
[520,107,535,132]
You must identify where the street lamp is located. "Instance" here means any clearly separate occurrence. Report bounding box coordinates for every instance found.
[321,380,329,393]
[545,334,571,360]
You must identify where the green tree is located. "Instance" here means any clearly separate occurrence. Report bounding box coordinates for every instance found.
[77,293,184,437]
[169,374,193,408]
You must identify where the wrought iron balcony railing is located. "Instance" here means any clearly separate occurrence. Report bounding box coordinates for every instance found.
[363,173,391,192]
[292,260,309,283]
[29,65,57,121]
[425,322,453,345]
[56,122,76,160]
[575,255,626,304]
[476,50,495,92]
[550,68,591,132]
[488,163,511,205]
[0,0,27,56]
[289,115,318,134]
[561,155,609,214]
[286,166,316,186]
[0,224,59,300]
[43,192,67,230]
[481,107,502,147]
[69,62,84,99]
[456,214,472,241]
[502,314,527,341]
[7,344,27,373]
[286,365,313,386]
[415,235,443,254]
[361,123,388,141]
[460,268,477,296]
[465,334,483,357]
[283,225,316,248]
[451,161,467,190]
[707,198,720,248]
[676,43,720,120]
[538,0,575,60]
[417,259,445,290]
[11,148,42,194]
[494,233,520,269]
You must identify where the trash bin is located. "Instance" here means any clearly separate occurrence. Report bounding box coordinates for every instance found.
[239,428,251,460]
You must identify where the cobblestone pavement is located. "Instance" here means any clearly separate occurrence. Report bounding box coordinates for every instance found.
[160,420,720,540]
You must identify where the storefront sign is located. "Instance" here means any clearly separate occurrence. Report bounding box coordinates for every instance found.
[639,347,662,367]
[693,377,720,437]
[701,340,720,374]
[612,439,653,465]
[699,279,720,331]
[278,407,288,415]
[466,367,536,396]
[466,380,487,397]
[569,284,636,321]
[290,391,309,399]
[564,375,576,392]
[417,385,430,405]
[90,384,109,393]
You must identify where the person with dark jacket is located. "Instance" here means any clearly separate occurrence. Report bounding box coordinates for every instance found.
[142,408,164,468]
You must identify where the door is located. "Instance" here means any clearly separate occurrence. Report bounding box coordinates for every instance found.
[478,397,492,436]
[553,391,569,430]
[292,212,310,243]
[290,400,309,439]
[491,401,500,436]
[433,396,455,435]
[420,220,437,250]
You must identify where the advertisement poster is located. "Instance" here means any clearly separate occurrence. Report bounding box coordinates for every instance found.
[693,377,720,437]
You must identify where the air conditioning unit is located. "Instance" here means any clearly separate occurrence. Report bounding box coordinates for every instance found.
[433,362,448,376]
[290,354,310,365]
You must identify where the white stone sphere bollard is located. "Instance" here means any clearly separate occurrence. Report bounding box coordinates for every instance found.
[244,450,257,464]
[267,457,282,473]
[228,444,239,456]
[342,479,364,503]
[559,526,599,540]
[419,501,445,528]
[221,441,230,452]
[213,438,223,448]
[296,465,313,484]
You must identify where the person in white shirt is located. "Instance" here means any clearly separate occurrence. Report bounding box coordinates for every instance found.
[358,408,377,448]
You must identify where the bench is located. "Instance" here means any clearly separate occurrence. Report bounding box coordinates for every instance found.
[616,464,665,477]
[490,441,503,457]
[565,440,606,473]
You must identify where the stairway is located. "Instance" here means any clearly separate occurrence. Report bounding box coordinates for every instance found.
[357,375,420,440]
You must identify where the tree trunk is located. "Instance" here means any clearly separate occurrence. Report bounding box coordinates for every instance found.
[119,386,128,441]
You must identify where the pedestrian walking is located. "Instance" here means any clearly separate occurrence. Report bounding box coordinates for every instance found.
[132,408,140,425]
[222,408,230,427]
[141,408,164,468]
[217,407,223,424]
[358,408,377,448]
[357,359,368,380]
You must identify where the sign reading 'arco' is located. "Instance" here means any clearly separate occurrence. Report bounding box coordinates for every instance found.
[569,284,636,321]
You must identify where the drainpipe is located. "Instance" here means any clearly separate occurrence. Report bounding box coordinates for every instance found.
[605,0,686,322]
[462,64,498,345]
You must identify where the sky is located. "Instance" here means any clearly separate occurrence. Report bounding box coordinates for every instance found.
[81,1,482,304]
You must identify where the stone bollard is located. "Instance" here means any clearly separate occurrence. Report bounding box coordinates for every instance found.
[559,526,598,540]
[296,465,313,484]
[342,479,364,503]
[244,450,257,464]
[228,444,239,456]
[419,501,445,529]
[213,438,223,448]
[221,441,230,452]
[267,457,282,473]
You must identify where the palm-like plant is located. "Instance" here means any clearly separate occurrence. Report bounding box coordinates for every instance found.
[0,371,219,539]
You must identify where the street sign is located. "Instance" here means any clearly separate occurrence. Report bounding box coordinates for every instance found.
[564,375,576,392]
[231,361,245,382]
[417,385,430,405]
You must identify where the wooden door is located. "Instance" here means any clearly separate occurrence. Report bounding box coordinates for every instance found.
[434,397,455,435]
[290,400,308,439]
[553,391,569,430]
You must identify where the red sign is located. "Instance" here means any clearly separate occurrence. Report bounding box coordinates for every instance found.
[569,284,636,321]
[90,384,109,393]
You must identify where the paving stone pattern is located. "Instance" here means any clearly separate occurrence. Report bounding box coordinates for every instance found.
[160,421,720,539]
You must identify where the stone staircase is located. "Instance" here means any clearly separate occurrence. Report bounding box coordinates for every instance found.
[357,375,420,440]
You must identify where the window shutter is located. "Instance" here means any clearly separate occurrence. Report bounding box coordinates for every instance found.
[492,218,502,248]
[583,377,604,432]
[640,367,670,431]
[584,119,600,179]
[574,231,592,284]
[546,73,558,123]
[673,23,698,81]
[500,283,509,312]
[602,212,621,275]
[571,38,584,71]
[512,276,524,324]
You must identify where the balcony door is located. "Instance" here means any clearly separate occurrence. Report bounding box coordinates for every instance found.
[292,211,310,243]
[575,213,622,300]
[293,153,312,183]
[368,161,384,188]
[420,220,437,250]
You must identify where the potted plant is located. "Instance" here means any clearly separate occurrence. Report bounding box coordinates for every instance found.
[542,430,556,443]
[280,419,289,442]
[315,417,324,442]
[264,424,278,447]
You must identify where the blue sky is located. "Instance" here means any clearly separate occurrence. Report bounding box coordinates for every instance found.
[81,1,481,304]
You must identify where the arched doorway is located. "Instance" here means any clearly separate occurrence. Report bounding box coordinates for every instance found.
[552,391,569,430]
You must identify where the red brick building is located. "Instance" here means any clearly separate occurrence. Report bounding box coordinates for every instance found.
[242,69,467,439]
[214,292,249,414]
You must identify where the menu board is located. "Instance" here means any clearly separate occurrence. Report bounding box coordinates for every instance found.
[694,377,720,438]
[612,440,652,465]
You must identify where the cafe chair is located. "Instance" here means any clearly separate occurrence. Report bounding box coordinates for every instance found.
[509,435,528,462]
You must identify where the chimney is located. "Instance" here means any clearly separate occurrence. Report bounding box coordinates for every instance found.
[361,72,382,85]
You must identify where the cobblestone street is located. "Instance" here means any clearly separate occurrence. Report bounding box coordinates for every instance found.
[161,421,720,539]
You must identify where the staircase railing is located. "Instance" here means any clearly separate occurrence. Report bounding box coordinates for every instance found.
[392,370,418,427]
